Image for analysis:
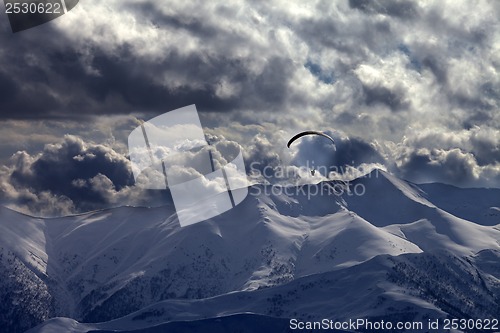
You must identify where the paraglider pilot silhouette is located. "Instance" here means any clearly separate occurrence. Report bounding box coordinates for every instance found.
[128,105,248,227]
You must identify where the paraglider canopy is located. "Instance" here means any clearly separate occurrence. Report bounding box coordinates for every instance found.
[287,131,336,149]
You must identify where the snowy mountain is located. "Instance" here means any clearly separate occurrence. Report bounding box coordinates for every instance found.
[0,170,498,333]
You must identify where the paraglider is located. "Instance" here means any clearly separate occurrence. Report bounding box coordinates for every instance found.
[287,131,336,149]
[287,131,336,176]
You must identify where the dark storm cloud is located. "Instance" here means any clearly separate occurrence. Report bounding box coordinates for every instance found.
[0,0,297,120]
[0,25,72,119]
[254,58,292,107]
[296,18,341,51]
[334,137,385,167]
[295,15,393,60]
[348,0,420,20]
[334,112,358,126]
[470,133,500,166]
[10,135,133,201]
[0,26,293,119]
[127,2,221,39]
[83,50,292,113]
[0,71,18,104]
[462,111,494,129]
[421,56,448,85]
[396,148,478,186]
[0,135,170,215]
[361,84,409,111]
[80,48,234,112]
[388,128,500,187]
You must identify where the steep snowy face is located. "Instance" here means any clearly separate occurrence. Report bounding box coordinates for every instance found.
[1,170,499,333]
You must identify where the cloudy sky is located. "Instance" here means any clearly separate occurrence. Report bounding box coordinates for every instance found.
[0,0,498,216]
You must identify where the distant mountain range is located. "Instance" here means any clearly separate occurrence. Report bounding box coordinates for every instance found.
[0,170,498,332]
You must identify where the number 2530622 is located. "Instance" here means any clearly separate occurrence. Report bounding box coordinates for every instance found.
[5,2,62,14]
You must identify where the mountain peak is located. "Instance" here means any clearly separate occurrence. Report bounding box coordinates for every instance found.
[2,170,500,333]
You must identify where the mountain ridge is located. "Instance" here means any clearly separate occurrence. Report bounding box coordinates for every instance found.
[0,170,498,332]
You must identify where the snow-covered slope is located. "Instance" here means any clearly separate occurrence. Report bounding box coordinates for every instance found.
[419,182,500,226]
[1,170,498,332]
[28,250,500,333]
